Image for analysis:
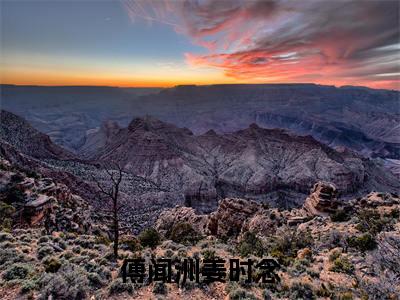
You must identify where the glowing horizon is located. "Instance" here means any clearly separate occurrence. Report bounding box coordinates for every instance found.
[1,0,399,90]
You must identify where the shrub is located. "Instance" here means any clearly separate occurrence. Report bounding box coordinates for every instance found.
[329,256,354,274]
[229,288,258,300]
[94,235,111,246]
[329,250,341,262]
[356,209,391,235]
[3,263,33,281]
[338,292,354,300]
[20,279,38,294]
[0,232,14,242]
[291,258,310,275]
[23,169,40,179]
[0,248,26,267]
[0,202,15,231]
[10,173,24,183]
[37,245,55,260]
[331,209,351,222]
[138,228,161,249]
[75,235,95,248]
[289,282,315,300]
[237,231,265,257]
[42,257,62,273]
[4,186,25,203]
[268,228,313,266]
[347,233,377,252]
[39,264,88,300]
[120,236,141,252]
[109,278,134,295]
[152,282,167,295]
[167,222,201,245]
[71,245,82,254]
[88,272,105,288]
[38,236,50,244]
[388,208,399,219]
[201,249,216,260]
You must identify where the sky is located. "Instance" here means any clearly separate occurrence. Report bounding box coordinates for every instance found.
[1,0,399,89]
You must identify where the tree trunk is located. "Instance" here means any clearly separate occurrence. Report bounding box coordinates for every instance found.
[113,197,119,259]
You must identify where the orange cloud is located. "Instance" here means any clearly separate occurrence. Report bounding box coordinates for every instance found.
[124,0,400,90]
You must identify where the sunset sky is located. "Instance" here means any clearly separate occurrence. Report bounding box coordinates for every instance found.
[1,0,399,89]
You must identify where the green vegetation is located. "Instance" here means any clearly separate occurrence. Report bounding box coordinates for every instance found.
[109,278,134,295]
[237,231,265,257]
[201,248,216,260]
[167,222,201,245]
[330,209,351,222]
[42,256,62,273]
[329,255,354,274]
[347,233,377,252]
[138,228,161,249]
[3,263,33,281]
[152,282,167,295]
[288,282,315,300]
[229,288,258,300]
[356,209,391,235]
[268,229,313,266]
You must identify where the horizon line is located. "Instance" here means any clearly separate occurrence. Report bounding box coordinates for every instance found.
[1,82,398,92]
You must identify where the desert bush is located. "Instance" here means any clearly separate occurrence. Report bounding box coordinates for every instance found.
[0,241,15,249]
[3,263,33,281]
[72,245,82,254]
[237,231,265,257]
[94,235,111,246]
[164,249,174,258]
[39,264,88,300]
[347,233,377,252]
[161,240,182,250]
[75,235,95,248]
[19,234,32,243]
[37,245,55,259]
[138,228,161,248]
[88,272,105,288]
[23,169,40,179]
[329,249,341,262]
[269,228,313,266]
[167,222,201,245]
[20,279,38,294]
[4,186,25,203]
[0,202,15,231]
[10,173,24,183]
[177,247,188,257]
[331,209,351,222]
[42,256,62,273]
[0,231,14,242]
[356,209,391,235]
[229,288,258,300]
[357,233,400,299]
[387,207,399,219]
[0,248,26,267]
[80,249,98,259]
[152,282,167,294]
[201,249,216,260]
[120,236,141,252]
[288,282,315,300]
[109,278,134,295]
[38,236,50,244]
[60,250,74,260]
[291,258,310,275]
[337,291,354,300]
[329,255,354,274]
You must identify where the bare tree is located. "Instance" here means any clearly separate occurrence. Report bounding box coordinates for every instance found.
[91,162,123,259]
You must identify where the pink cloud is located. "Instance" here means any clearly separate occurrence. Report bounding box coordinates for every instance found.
[123,0,400,89]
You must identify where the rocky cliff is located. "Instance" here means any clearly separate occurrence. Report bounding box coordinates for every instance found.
[85,116,399,212]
